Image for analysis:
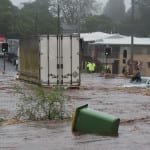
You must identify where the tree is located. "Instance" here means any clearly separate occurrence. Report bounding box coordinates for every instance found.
[18,0,57,35]
[103,0,126,23]
[0,0,18,36]
[0,0,105,37]
[81,15,114,33]
[49,0,100,25]
[120,0,150,36]
[136,0,150,36]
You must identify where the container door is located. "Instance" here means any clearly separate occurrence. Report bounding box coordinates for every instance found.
[71,36,80,86]
[62,36,80,86]
[40,36,49,85]
[40,36,58,85]
[40,35,80,86]
[48,36,58,85]
[61,36,71,84]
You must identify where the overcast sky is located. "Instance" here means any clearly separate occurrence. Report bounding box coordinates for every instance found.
[10,0,131,11]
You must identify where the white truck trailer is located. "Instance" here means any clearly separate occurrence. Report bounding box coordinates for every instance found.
[19,34,80,87]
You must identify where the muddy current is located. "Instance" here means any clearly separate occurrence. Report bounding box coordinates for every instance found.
[0,59,150,150]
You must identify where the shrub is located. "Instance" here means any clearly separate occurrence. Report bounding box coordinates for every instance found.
[15,85,70,120]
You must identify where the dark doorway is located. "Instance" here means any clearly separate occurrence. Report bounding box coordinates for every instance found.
[112,60,119,74]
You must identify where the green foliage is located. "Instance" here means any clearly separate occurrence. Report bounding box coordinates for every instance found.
[0,0,18,35]
[135,0,150,36]
[15,85,70,121]
[81,15,114,33]
[0,0,101,36]
[50,0,99,25]
[1,0,150,37]
[103,0,125,22]
[16,0,57,36]
[0,0,57,37]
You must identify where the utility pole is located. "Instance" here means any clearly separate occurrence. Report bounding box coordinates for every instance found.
[57,2,60,35]
[131,0,134,74]
[34,1,38,35]
[78,0,81,35]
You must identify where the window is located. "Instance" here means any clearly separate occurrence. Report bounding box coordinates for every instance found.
[123,50,127,58]
[148,62,150,68]
[123,59,126,64]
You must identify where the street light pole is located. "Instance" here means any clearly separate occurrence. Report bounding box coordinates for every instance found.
[131,0,134,74]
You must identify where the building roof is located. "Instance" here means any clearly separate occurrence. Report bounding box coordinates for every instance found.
[80,32,110,42]
[80,32,150,46]
[94,36,150,46]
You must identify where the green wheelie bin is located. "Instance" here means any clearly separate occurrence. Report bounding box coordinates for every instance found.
[72,104,120,136]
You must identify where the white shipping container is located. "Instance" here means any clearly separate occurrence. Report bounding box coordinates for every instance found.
[19,34,80,87]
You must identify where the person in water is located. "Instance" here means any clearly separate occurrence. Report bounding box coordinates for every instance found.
[131,68,141,82]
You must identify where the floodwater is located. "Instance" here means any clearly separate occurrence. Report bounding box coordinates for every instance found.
[0,58,150,150]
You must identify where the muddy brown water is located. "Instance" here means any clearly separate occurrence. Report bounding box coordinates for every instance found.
[0,59,150,150]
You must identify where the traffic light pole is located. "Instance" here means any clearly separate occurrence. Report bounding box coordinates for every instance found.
[105,56,108,73]
[104,47,111,73]
[3,52,6,74]
[2,42,8,74]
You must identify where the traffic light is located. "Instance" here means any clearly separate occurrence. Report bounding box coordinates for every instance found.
[123,50,127,58]
[2,43,8,53]
[105,47,111,56]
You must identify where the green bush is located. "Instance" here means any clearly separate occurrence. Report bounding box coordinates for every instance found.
[15,85,70,120]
